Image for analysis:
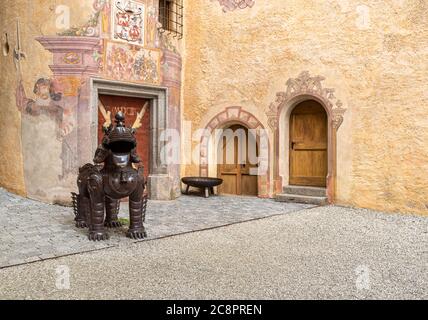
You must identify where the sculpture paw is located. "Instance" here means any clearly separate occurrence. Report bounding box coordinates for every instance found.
[88,231,110,241]
[104,220,122,228]
[75,221,88,229]
[126,228,147,240]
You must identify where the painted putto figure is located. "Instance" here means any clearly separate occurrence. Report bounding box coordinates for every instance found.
[72,101,148,241]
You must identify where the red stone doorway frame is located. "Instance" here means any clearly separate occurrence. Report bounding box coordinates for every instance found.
[266,71,347,203]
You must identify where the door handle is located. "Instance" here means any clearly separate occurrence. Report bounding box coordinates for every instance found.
[291,142,296,150]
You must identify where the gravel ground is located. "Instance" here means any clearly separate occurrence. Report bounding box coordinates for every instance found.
[0,205,427,300]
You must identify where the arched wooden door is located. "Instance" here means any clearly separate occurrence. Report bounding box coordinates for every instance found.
[217,124,259,196]
[289,100,328,187]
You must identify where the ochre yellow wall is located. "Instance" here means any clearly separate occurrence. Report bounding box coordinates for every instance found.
[1,0,181,203]
[182,0,428,215]
[0,0,95,197]
[1,0,427,215]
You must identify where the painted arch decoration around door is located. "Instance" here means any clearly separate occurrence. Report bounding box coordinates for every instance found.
[266,71,347,203]
[200,107,270,198]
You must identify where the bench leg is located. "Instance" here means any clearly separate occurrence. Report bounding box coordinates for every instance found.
[185,185,190,195]
[204,187,210,198]
[210,187,215,196]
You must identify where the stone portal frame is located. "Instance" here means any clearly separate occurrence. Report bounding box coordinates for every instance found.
[34,36,182,203]
[266,71,347,203]
[200,106,270,198]
[89,78,172,200]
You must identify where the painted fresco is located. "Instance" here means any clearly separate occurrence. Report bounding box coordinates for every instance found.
[104,41,161,84]
[112,0,146,46]
[58,0,110,37]
[8,0,181,203]
[212,0,255,12]
[16,78,64,133]
[15,78,78,200]
[146,4,159,47]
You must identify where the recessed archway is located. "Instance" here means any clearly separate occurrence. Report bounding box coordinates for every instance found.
[217,123,259,196]
[200,107,270,198]
[288,100,328,187]
[266,71,347,203]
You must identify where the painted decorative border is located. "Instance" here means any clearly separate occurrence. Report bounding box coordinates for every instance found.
[36,36,101,76]
[212,0,255,12]
[102,40,161,85]
[199,106,270,198]
[266,71,346,131]
[63,52,81,65]
[266,71,347,203]
[57,0,109,37]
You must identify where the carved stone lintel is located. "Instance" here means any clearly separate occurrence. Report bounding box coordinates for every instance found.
[285,71,333,102]
[36,36,101,77]
[332,100,346,130]
[267,92,286,130]
[266,71,347,131]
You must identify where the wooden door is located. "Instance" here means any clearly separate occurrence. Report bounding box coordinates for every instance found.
[98,95,151,177]
[217,125,258,196]
[289,100,328,187]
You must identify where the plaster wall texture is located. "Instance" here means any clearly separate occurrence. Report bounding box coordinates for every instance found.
[182,0,428,215]
[0,0,96,201]
[1,0,427,215]
[0,2,52,196]
[0,0,183,203]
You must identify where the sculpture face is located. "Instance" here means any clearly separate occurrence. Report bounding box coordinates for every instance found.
[73,107,148,241]
[101,118,142,199]
[108,140,135,154]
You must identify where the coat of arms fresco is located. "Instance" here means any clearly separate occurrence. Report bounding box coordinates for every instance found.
[112,0,145,46]
[104,41,160,84]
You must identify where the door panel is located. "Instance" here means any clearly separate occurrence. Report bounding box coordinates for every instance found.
[290,101,327,187]
[220,174,238,195]
[218,125,258,196]
[218,134,238,195]
[98,95,150,177]
[241,174,258,196]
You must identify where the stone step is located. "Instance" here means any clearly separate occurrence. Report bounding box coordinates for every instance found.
[275,193,328,206]
[283,185,327,197]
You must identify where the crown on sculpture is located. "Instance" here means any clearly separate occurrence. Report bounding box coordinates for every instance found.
[104,112,137,153]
